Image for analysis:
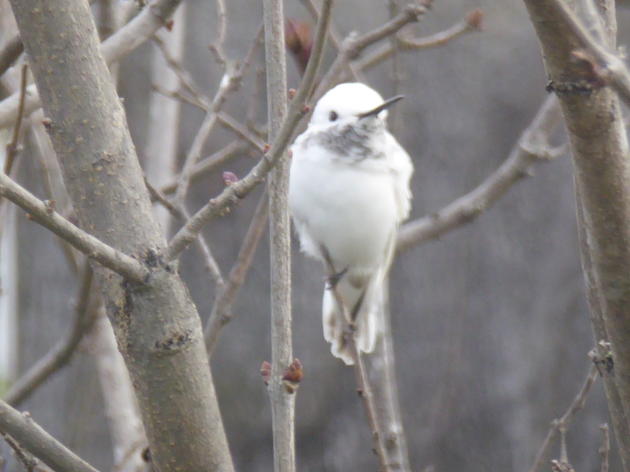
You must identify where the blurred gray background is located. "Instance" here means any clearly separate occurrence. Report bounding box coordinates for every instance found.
[3,0,628,470]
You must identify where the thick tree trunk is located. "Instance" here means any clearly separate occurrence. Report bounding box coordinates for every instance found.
[523,1,630,468]
[8,1,234,471]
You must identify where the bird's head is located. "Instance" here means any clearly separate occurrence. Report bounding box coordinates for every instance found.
[308,82,403,132]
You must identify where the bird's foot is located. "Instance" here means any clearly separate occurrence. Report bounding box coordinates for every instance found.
[325,267,348,289]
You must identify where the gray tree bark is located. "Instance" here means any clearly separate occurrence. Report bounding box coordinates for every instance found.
[7,1,234,471]
[263,0,295,471]
[523,0,630,468]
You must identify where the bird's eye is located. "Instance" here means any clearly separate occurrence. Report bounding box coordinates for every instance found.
[329,110,338,122]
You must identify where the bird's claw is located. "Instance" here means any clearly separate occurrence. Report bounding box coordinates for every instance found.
[326,267,348,289]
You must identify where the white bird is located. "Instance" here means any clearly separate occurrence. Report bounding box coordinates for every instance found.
[289,82,413,365]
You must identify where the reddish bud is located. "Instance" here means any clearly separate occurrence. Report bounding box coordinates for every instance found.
[222,171,239,186]
[288,88,297,100]
[260,361,271,386]
[263,143,271,153]
[285,19,313,73]
[466,9,483,31]
[44,199,56,214]
[301,104,311,114]
[282,358,304,394]
[42,117,52,129]
[165,19,174,32]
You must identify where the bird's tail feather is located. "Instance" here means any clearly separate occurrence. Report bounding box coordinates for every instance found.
[322,271,385,365]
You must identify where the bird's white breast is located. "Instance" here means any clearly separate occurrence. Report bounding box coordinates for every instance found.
[289,136,400,273]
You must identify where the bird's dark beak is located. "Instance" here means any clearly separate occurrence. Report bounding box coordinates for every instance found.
[357,95,404,119]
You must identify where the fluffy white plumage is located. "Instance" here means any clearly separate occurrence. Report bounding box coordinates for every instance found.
[289,83,413,364]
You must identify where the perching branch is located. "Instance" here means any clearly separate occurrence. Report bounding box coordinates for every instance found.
[397,94,563,253]
[0,172,148,283]
[165,0,333,261]
[0,400,100,472]
[322,259,391,471]
[4,263,96,406]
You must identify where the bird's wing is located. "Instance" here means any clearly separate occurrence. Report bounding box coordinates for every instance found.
[386,133,414,223]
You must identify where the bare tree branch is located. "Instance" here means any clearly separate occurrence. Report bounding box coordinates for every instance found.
[205,194,268,356]
[9,0,234,469]
[299,0,364,82]
[523,1,630,469]
[0,400,100,472]
[146,178,225,287]
[172,26,263,210]
[0,0,184,130]
[217,112,267,152]
[599,423,610,472]
[263,0,296,468]
[397,94,563,253]
[4,263,96,406]
[0,172,148,282]
[90,309,147,472]
[541,0,630,107]
[322,260,391,471]
[165,0,333,261]
[529,364,599,472]
[314,1,431,97]
[3,64,27,175]
[2,433,40,472]
[159,141,245,195]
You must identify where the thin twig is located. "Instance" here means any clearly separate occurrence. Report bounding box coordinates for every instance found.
[0,172,148,282]
[528,364,599,472]
[356,10,482,74]
[400,10,482,49]
[397,95,564,253]
[164,0,333,261]
[0,0,186,130]
[3,64,28,176]
[5,264,96,406]
[2,433,39,471]
[599,423,610,472]
[172,27,263,209]
[205,193,268,356]
[145,178,224,286]
[299,0,364,82]
[314,1,431,97]
[159,141,245,195]
[151,82,206,110]
[217,112,267,152]
[152,34,208,107]
[209,0,228,64]
[0,400,100,472]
